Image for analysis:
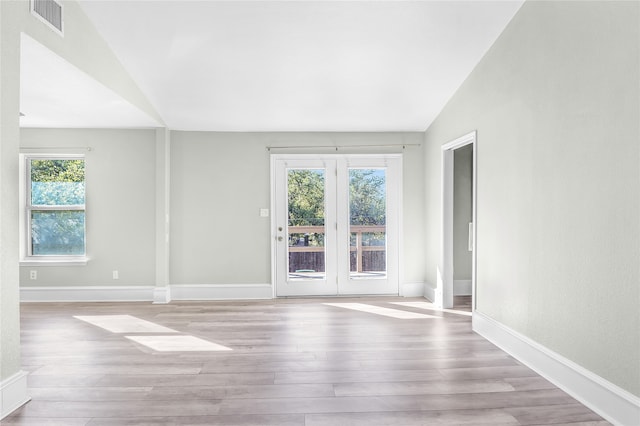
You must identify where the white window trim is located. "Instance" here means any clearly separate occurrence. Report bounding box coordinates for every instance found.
[19,153,89,266]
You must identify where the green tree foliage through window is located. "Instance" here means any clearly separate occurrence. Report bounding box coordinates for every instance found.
[349,169,386,249]
[31,159,85,205]
[286,168,386,227]
[349,169,385,226]
[286,168,387,249]
[287,169,325,248]
[287,169,325,227]
[31,159,84,182]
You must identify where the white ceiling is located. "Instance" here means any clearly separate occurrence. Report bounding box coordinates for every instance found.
[21,1,524,131]
[20,34,162,129]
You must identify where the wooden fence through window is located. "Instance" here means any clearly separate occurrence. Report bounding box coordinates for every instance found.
[288,225,385,273]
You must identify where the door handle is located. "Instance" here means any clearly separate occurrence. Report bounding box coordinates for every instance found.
[277,236,284,242]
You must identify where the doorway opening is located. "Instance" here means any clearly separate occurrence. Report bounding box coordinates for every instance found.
[439,131,477,310]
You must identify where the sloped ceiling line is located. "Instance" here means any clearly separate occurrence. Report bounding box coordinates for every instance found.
[22,1,524,131]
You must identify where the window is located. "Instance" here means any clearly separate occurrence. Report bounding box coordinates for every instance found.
[22,155,86,263]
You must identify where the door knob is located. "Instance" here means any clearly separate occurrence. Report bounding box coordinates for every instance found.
[277,236,283,241]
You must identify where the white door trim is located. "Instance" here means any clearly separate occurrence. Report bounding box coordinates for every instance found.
[270,153,401,297]
[272,157,338,297]
[336,156,401,295]
[439,131,477,309]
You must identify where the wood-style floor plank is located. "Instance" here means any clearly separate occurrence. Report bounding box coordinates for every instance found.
[85,414,306,426]
[6,296,609,425]
[215,389,578,415]
[305,409,521,426]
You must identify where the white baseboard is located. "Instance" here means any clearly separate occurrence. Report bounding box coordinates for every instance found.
[152,286,171,304]
[20,285,154,302]
[423,283,435,302]
[453,279,472,295]
[20,283,439,303]
[400,282,426,297]
[1,370,30,420]
[20,284,274,302]
[170,284,273,300]
[473,311,640,426]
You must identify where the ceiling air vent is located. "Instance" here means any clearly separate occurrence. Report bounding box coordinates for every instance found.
[30,0,64,36]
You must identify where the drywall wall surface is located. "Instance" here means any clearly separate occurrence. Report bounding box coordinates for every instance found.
[453,144,472,280]
[170,132,271,285]
[424,1,639,396]
[0,0,23,382]
[19,129,157,287]
[170,132,425,287]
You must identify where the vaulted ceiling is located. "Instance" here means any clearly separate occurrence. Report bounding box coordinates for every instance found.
[20,1,524,131]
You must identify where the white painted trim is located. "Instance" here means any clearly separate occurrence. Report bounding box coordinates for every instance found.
[440,141,454,308]
[453,279,472,296]
[20,257,89,266]
[270,155,277,299]
[170,284,273,300]
[18,283,436,302]
[423,283,436,302]
[152,286,171,304]
[440,131,477,310]
[271,154,402,297]
[1,370,30,420]
[20,285,154,302]
[397,155,405,299]
[21,154,86,261]
[155,128,171,296]
[20,284,274,302]
[473,311,640,426]
[400,282,425,297]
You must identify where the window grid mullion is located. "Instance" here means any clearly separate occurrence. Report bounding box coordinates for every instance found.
[30,205,85,211]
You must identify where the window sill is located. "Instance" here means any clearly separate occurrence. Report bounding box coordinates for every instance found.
[20,257,89,267]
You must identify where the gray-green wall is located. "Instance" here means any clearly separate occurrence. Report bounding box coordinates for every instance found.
[19,131,426,291]
[170,132,426,288]
[424,1,639,396]
[20,129,157,287]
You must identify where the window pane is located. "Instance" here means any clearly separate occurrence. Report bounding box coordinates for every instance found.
[31,159,85,205]
[287,169,326,280]
[31,210,85,255]
[349,169,386,278]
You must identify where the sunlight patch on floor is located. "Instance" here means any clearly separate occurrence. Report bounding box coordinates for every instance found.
[390,301,472,317]
[74,315,178,333]
[125,335,232,352]
[324,303,440,319]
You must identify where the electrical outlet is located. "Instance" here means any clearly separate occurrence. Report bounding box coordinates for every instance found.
[112,270,119,280]
[30,270,37,280]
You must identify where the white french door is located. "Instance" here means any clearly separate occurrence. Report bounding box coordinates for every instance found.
[272,154,401,296]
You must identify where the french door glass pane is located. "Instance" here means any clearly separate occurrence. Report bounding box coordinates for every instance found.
[349,169,386,278]
[287,169,326,280]
[31,210,85,255]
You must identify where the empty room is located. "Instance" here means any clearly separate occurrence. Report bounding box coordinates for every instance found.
[0,0,638,425]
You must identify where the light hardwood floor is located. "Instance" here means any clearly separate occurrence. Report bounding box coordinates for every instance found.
[5,296,609,425]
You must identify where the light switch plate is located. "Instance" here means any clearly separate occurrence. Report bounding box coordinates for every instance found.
[260,208,269,217]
